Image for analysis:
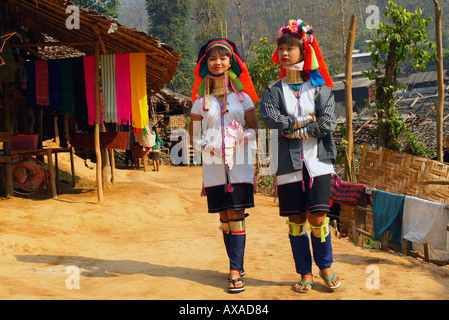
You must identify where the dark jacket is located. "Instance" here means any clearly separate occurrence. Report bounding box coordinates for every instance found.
[260,79,337,176]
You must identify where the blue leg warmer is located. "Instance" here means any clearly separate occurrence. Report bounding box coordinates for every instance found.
[289,233,312,275]
[311,231,333,270]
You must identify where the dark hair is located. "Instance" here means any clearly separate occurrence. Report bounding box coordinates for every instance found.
[197,38,241,62]
[278,33,304,53]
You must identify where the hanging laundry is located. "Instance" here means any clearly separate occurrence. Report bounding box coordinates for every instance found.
[47,60,62,111]
[34,60,50,106]
[57,58,75,116]
[72,57,90,132]
[330,179,371,206]
[83,55,101,126]
[129,52,149,129]
[24,60,37,109]
[372,189,405,247]
[100,54,118,123]
[402,196,448,251]
[115,53,132,125]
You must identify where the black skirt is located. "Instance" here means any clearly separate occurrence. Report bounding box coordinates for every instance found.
[204,183,255,213]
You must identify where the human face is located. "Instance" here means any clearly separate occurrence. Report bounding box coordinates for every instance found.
[207,52,232,75]
[278,43,303,68]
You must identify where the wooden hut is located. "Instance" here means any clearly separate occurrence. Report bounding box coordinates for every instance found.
[0,0,181,201]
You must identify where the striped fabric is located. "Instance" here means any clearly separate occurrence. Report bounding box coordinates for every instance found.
[35,60,50,106]
[100,54,118,123]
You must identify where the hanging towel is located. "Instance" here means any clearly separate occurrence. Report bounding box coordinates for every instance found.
[100,54,118,123]
[402,196,448,251]
[115,53,132,125]
[129,52,149,129]
[47,60,62,111]
[331,179,371,206]
[57,58,75,115]
[24,60,37,109]
[372,190,405,247]
[83,55,100,126]
[72,57,90,132]
[34,60,50,106]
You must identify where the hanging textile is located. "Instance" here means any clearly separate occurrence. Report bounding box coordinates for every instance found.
[100,54,118,123]
[72,57,90,131]
[115,53,132,125]
[47,60,62,111]
[34,60,50,106]
[24,60,37,109]
[57,58,75,116]
[83,55,100,126]
[129,52,149,129]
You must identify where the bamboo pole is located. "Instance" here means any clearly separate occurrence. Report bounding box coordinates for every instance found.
[433,0,444,162]
[94,42,103,202]
[343,15,358,182]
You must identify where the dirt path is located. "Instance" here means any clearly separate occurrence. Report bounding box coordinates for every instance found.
[1,152,449,303]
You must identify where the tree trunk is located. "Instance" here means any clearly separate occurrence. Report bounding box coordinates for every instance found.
[343,15,358,182]
[377,40,398,148]
[434,0,444,162]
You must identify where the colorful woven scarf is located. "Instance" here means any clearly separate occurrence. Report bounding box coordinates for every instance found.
[271,19,334,88]
[191,39,258,105]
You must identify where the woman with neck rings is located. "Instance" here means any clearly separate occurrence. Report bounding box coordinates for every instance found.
[189,38,259,293]
[260,20,341,293]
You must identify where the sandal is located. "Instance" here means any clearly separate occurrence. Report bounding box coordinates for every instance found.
[294,274,314,293]
[319,271,341,290]
[295,280,314,293]
[228,277,245,293]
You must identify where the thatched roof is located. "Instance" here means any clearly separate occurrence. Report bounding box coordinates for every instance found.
[9,0,181,96]
[151,88,192,115]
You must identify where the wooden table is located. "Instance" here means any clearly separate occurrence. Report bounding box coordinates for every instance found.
[11,147,76,198]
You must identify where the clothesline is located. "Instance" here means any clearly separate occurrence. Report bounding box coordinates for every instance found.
[332,179,449,263]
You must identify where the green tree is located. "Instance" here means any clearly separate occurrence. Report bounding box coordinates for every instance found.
[246,37,278,97]
[146,0,195,96]
[363,0,436,150]
[72,0,120,18]
[193,0,229,45]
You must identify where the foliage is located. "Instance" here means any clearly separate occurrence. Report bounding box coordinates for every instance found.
[192,0,229,45]
[72,0,120,18]
[246,37,279,97]
[146,0,195,96]
[363,0,435,154]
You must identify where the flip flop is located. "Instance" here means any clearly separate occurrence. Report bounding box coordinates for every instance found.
[319,271,341,290]
[295,280,314,293]
[228,277,245,293]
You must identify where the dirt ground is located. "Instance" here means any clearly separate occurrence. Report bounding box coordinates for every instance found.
[1,151,449,303]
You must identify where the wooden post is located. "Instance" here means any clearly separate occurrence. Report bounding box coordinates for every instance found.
[109,149,115,185]
[354,195,367,246]
[94,42,103,202]
[381,230,390,251]
[433,0,444,162]
[53,116,60,147]
[343,15,358,182]
[423,242,430,262]
[46,149,57,199]
[70,147,76,187]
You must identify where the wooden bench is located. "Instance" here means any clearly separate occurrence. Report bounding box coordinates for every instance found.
[0,132,14,198]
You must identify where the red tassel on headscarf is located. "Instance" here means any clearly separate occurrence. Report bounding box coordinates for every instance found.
[310,38,334,88]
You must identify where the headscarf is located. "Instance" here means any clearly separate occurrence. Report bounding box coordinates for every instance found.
[272,19,334,88]
[191,38,258,110]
